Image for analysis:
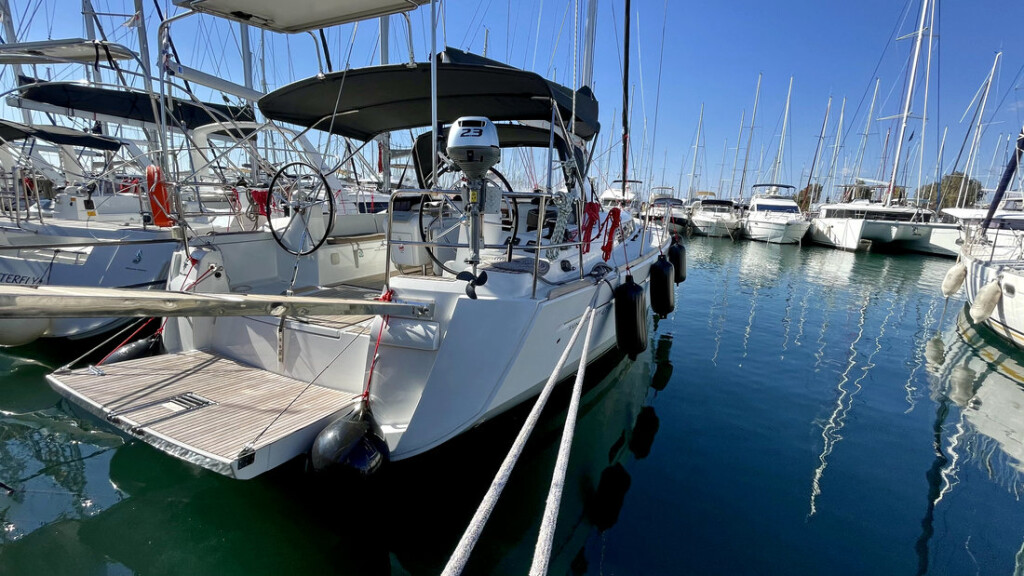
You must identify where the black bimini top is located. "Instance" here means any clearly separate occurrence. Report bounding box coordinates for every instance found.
[16,76,255,131]
[0,119,123,151]
[258,51,599,142]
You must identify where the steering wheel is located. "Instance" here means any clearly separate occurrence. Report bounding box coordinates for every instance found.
[417,166,515,274]
[266,161,336,255]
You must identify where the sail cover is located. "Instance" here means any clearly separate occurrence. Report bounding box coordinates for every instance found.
[173,0,429,33]
[258,60,599,142]
[0,119,123,151]
[16,77,255,131]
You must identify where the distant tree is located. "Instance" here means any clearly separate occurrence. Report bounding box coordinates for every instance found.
[796,183,822,211]
[888,185,907,204]
[916,172,983,210]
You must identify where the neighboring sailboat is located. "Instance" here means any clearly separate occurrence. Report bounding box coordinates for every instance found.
[954,126,1024,349]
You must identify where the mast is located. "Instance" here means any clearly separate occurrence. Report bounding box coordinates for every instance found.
[979,125,1024,234]
[915,0,937,200]
[885,0,930,206]
[379,16,391,194]
[82,1,102,85]
[737,73,761,200]
[621,0,631,189]
[430,0,438,186]
[956,53,1001,207]
[853,78,880,187]
[581,0,599,89]
[687,103,703,201]
[718,138,728,194]
[805,96,832,197]
[729,109,744,197]
[132,0,154,94]
[772,76,793,184]
[824,98,846,203]
[0,0,31,124]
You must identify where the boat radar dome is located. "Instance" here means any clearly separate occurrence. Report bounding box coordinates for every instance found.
[446,116,500,180]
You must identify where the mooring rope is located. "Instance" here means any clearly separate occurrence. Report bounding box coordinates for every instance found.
[530,289,599,575]
[441,298,598,576]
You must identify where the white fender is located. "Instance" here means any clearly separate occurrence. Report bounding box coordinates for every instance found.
[924,336,945,372]
[970,280,1002,323]
[949,366,977,406]
[0,317,52,346]
[941,261,966,298]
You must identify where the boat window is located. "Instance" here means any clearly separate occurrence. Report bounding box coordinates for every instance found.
[753,205,799,213]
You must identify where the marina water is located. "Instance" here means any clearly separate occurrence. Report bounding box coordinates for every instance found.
[2,237,1023,575]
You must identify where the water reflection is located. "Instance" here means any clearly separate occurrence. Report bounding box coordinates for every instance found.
[916,306,1024,574]
[0,344,663,575]
[0,349,125,546]
[806,253,943,517]
[927,306,1024,491]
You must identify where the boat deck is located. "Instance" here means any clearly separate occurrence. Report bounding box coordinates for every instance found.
[47,350,358,478]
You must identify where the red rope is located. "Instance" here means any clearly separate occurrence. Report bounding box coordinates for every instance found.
[601,207,621,262]
[581,201,601,254]
[97,317,154,366]
[363,289,394,400]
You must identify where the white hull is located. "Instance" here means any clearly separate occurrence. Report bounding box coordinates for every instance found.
[809,217,868,250]
[0,221,180,343]
[743,217,810,244]
[809,217,957,255]
[690,215,740,238]
[370,220,667,460]
[963,253,1024,349]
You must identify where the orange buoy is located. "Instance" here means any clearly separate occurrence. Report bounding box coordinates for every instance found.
[146,165,174,227]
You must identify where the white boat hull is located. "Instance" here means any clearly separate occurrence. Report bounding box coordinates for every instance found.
[743,218,810,244]
[964,254,1024,348]
[690,215,740,238]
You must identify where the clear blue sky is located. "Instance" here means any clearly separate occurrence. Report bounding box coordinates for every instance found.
[5,0,1024,197]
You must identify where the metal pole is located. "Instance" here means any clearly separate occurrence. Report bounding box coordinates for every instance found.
[621,0,631,188]
[380,16,392,195]
[980,126,1024,234]
[533,106,557,299]
[737,73,761,200]
[885,0,930,206]
[0,0,35,124]
[430,0,438,189]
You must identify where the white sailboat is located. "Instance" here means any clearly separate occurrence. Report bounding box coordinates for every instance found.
[24,2,671,479]
[952,126,1024,349]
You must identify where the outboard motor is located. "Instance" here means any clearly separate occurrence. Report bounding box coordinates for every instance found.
[446,117,501,298]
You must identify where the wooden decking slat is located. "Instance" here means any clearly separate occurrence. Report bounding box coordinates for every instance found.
[54,350,357,460]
